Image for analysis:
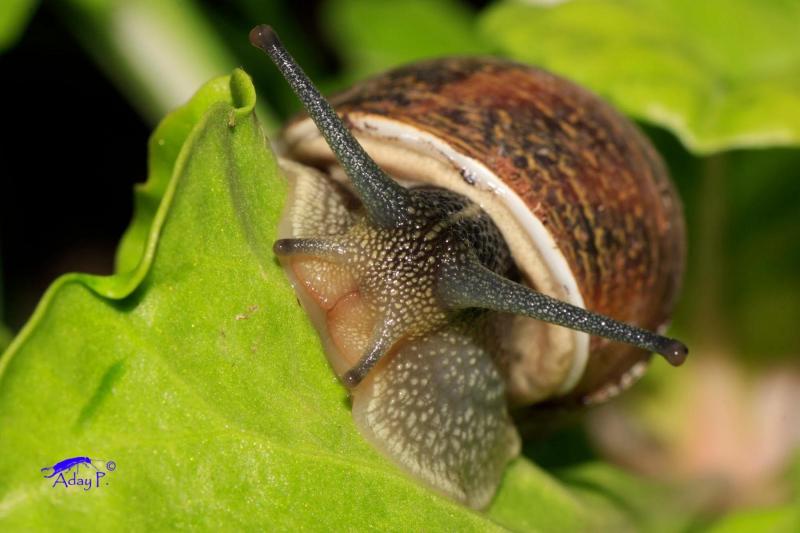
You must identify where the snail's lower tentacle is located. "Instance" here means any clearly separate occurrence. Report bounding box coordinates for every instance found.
[342,332,395,388]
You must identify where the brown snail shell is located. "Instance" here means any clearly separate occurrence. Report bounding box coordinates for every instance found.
[281,58,685,408]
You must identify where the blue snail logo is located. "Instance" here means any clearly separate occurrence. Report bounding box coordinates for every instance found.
[41,456,116,491]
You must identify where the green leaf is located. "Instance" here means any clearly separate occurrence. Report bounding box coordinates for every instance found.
[0,0,38,52]
[322,0,491,85]
[114,73,238,273]
[480,0,800,153]
[0,69,593,531]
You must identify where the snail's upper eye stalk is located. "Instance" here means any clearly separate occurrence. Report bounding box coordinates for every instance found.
[249,25,410,229]
[436,258,688,366]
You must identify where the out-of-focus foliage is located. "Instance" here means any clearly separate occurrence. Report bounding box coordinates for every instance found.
[641,130,800,362]
[715,149,800,359]
[481,0,800,154]
[321,0,490,84]
[0,0,38,51]
[54,0,278,129]
[0,325,11,353]
[707,505,800,533]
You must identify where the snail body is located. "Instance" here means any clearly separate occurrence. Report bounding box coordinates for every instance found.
[251,26,686,509]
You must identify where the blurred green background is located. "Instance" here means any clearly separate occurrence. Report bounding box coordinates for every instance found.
[1,0,799,531]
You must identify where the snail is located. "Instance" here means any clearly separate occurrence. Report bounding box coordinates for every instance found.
[250,26,687,509]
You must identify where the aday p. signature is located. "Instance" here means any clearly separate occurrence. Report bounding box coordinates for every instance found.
[40,456,96,478]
